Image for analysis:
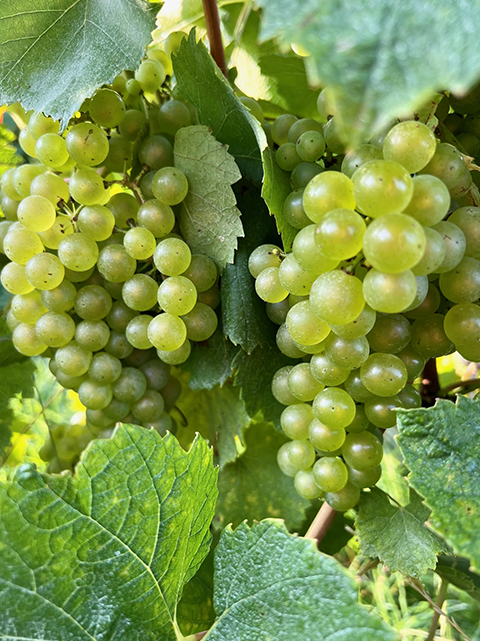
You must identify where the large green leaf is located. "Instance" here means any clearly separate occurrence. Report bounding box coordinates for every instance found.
[356,488,449,578]
[214,422,310,532]
[256,0,480,145]
[0,1,156,125]
[183,328,238,390]
[397,396,480,572]
[174,125,243,268]
[0,425,217,641]
[435,555,480,602]
[205,520,396,640]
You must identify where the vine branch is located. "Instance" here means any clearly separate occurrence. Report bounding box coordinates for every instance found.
[426,579,449,641]
[439,377,480,396]
[202,0,228,78]
[305,501,337,543]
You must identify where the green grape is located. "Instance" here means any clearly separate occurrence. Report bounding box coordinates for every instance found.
[1,262,34,295]
[75,320,110,351]
[89,352,122,384]
[360,353,407,397]
[28,113,59,139]
[410,314,454,358]
[352,160,413,218]
[157,338,192,365]
[1,167,22,200]
[85,409,115,430]
[147,313,187,351]
[157,275,196,315]
[363,269,417,313]
[411,227,446,276]
[348,465,382,488]
[78,379,113,410]
[105,330,134,359]
[344,370,375,403]
[396,383,422,409]
[396,344,425,380]
[137,199,175,238]
[431,221,466,273]
[125,314,153,350]
[315,208,366,261]
[282,189,311,230]
[419,143,466,188]
[112,367,147,404]
[280,403,314,439]
[346,405,370,434]
[255,267,288,303]
[287,363,324,401]
[272,366,298,405]
[341,144,383,178]
[12,322,48,356]
[104,136,133,173]
[11,290,47,323]
[285,300,330,345]
[106,300,139,331]
[106,193,139,228]
[69,168,107,205]
[3,224,44,264]
[313,387,356,429]
[74,285,112,320]
[6,308,21,332]
[276,323,305,358]
[310,270,365,325]
[294,469,324,499]
[181,303,218,341]
[309,418,346,451]
[271,114,297,146]
[1,195,19,220]
[119,109,147,141]
[65,122,109,166]
[312,456,348,493]
[296,130,325,162]
[13,164,45,197]
[35,133,69,168]
[278,253,318,296]
[97,244,137,282]
[444,302,480,347]
[275,143,302,171]
[132,389,166,422]
[138,135,173,170]
[290,161,323,190]
[24,252,65,290]
[310,353,350,386]
[367,313,411,354]
[30,172,69,206]
[55,341,93,376]
[439,257,480,303]
[323,116,345,154]
[382,120,436,173]
[17,195,56,232]
[324,333,370,369]
[292,224,338,274]
[181,255,217,293]
[238,96,263,123]
[152,167,188,206]
[40,280,76,313]
[448,207,480,258]
[89,88,125,128]
[287,118,323,144]
[135,59,166,93]
[38,215,74,250]
[157,99,191,134]
[139,172,155,199]
[329,304,376,340]
[35,312,75,347]
[153,237,191,276]
[362,213,426,274]
[122,274,158,311]
[76,205,115,242]
[248,244,282,278]
[303,171,355,223]
[18,126,38,157]
[404,281,440,319]
[123,227,156,260]
[277,440,316,476]
[402,175,450,227]
[266,299,290,326]
[102,397,131,422]
[342,431,383,471]
[140,359,171,391]
[126,78,141,95]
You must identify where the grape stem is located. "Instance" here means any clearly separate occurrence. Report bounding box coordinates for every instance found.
[305,501,336,543]
[184,632,208,641]
[426,579,449,641]
[440,377,480,396]
[420,358,440,407]
[409,578,470,640]
[202,0,228,78]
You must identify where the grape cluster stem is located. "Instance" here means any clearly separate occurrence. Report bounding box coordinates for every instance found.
[305,501,337,543]
[202,0,228,78]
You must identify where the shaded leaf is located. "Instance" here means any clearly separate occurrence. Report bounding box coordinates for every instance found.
[397,396,480,572]
[177,549,216,636]
[356,488,449,578]
[205,520,396,640]
[174,125,243,268]
[436,554,480,602]
[0,425,217,641]
[214,422,310,532]
[182,328,238,390]
[0,0,156,126]
[262,145,297,251]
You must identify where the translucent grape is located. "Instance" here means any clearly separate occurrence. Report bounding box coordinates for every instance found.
[402,175,450,227]
[30,172,70,205]
[35,133,69,168]
[1,262,34,295]
[363,269,417,313]
[106,300,139,331]
[312,457,348,493]
[152,167,188,206]
[360,352,407,397]
[248,244,282,278]
[74,285,112,320]
[1,195,19,220]
[341,144,383,178]
[310,353,350,386]
[410,314,454,358]
[352,160,413,218]
[65,122,109,166]
[315,208,366,261]
[272,366,298,405]
[280,403,314,439]
[75,320,111,351]
[11,290,47,323]
[323,117,344,154]
[181,303,218,341]
[324,333,370,369]
[147,313,187,351]
[138,135,173,170]
[285,300,330,345]
[308,418,346,452]
[123,227,156,260]
[18,126,38,157]
[77,205,115,242]
[25,252,65,290]
[329,304,376,339]
[411,227,446,276]
[89,88,126,128]
[276,324,305,358]
[296,130,325,162]
[105,330,133,359]
[158,275,197,315]
[122,274,158,311]
[255,267,288,303]
[367,313,410,354]
[348,465,382,489]
[275,143,301,171]
[106,193,139,228]
[326,482,362,511]
[382,120,436,173]
[140,359,171,391]
[157,338,191,365]
[448,207,480,258]
[278,253,318,295]
[97,244,137,282]
[313,387,356,429]
[112,367,147,404]
[137,199,175,238]
[153,237,191,276]
[3,225,44,264]
[125,315,153,349]
[432,221,466,273]
[89,352,122,384]
[38,215,74,250]
[17,195,56,232]
[294,469,324,499]
[135,59,166,93]
[303,172,355,223]
[119,109,148,141]
[291,162,323,190]
[13,323,48,356]
[35,312,75,347]
[287,363,324,401]
[58,233,99,272]
[439,257,480,303]
[132,389,166,422]
[41,280,76,313]
[310,271,365,325]
[292,224,338,274]
[157,99,191,134]
[346,405,370,434]
[69,168,107,205]
[419,143,466,188]
[277,440,316,477]
[28,113,59,139]
[13,164,45,197]
[55,341,93,376]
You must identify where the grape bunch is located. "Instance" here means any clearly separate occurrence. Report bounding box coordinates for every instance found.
[250,86,480,511]
[0,38,221,469]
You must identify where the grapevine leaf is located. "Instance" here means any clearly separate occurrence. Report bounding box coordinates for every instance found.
[176,383,250,469]
[356,487,449,578]
[397,396,480,571]
[435,555,480,602]
[0,425,218,641]
[183,328,238,390]
[177,549,216,636]
[256,0,480,145]
[174,125,243,268]
[262,145,297,251]
[0,0,156,126]
[213,422,310,533]
[205,520,396,641]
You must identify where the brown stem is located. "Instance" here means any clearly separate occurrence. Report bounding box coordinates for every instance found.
[440,377,480,396]
[305,501,336,543]
[202,0,228,78]
[426,579,449,641]
[420,358,440,407]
